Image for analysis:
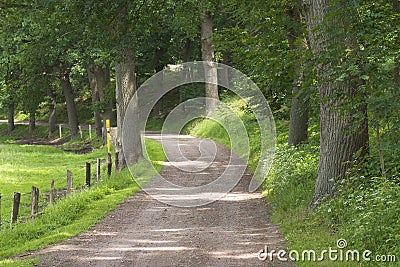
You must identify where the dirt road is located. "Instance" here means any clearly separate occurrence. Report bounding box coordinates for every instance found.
[35,134,293,266]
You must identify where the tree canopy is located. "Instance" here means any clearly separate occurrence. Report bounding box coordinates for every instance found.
[0,0,399,204]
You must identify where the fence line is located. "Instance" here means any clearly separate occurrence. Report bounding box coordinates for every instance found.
[57,123,99,139]
[0,152,116,229]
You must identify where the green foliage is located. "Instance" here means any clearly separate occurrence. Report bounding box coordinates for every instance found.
[264,142,319,212]
[190,95,399,266]
[317,173,400,258]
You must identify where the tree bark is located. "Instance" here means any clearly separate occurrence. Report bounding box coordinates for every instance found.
[287,7,309,146]
[29,112,35,133]
[59,64,79,138]
[304,0,369,205]
[201,9,219,114]
[88,64,111,138]
[180,38,193,112]
[152,48,166,117]
[7,102,15,133]
[115,46,143,169]
[48,89,57,138]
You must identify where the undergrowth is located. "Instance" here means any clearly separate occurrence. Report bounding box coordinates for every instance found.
[188,95,399,266]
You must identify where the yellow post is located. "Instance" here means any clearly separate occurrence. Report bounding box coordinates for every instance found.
[106,119,111,153]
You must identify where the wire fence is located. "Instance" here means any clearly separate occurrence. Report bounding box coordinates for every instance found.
[0,154,118,230]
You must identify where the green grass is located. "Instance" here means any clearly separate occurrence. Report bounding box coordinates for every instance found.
[0,124,48,141]
[188,96,400,267]
[0,139,108,225]
[0,258,37,267]
[0,128,166,266]
[185,97,262,171]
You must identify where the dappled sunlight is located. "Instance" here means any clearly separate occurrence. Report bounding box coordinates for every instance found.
[209,250,257,259]
[38,223,287,265]
[105,246,193,252]
[84,231,118,237]
[162,160,212,168]
[221,192,263,201]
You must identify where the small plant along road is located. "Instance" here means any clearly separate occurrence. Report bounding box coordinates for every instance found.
[35,133,292,266]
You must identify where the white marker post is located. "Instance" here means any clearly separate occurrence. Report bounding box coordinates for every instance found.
[106,120,111,153]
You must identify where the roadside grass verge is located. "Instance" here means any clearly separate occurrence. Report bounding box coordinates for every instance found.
[188,96,399,266]
[0,135,165,265]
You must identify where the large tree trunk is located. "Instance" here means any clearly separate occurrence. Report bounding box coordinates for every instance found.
[29,112,36,133]
[59,64,79,138]
[7,102,15,133]
[201,9,219,114]
[48,89,57,138]
[287,7,309,146]
[304,0,369,205]
[88,64,111,138]
[115,46,143,169]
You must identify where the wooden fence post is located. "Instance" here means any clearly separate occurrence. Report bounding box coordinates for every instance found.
[31,186,39,219]
[11,192,21,226]
[49,179,55,204]
[107,153,112,176]
[86,162,91,187]
[79,125,83,139]
[115,151,119,173]
[89,124,92,139]
[96,158,101,182]
[67,170,73,193]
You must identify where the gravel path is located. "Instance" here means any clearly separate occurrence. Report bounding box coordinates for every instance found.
[34,133,293,266]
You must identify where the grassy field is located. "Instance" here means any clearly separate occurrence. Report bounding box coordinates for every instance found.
[0,124,166,266]
[188,96,399,267]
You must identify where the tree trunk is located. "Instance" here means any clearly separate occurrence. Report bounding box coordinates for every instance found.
[201,9,219,114]
[7,102,15,133]
[180,38,192,112]
[103,99,113,140]
[115,46,143,169]
[99,66,112,141]
[59,64,79,138]
[48,89,57,138]
[88,64,111,138]
[288,82,309,146]
[304,0,369,205]
[152,48,165,116]
[287,7,309,146]
[29,112,36,133]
